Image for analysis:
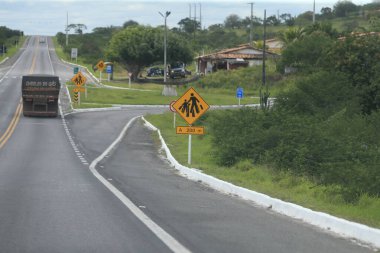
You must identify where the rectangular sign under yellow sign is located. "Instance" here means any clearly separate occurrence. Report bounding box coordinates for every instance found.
[73,87,85,93]
[176,126,205,135]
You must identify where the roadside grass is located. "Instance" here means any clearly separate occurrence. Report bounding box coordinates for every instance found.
[67,83,259,108]
[52,37,97,76]
[0,36,26,61]
[145,111,380,229]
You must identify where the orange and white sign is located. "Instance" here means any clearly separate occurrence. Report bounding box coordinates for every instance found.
[176,126,205,135]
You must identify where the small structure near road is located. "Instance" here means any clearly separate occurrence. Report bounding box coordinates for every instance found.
[195,44,279,75]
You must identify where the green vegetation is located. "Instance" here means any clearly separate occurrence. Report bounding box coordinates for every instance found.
[55,0,380,228]
[145,112,380,228]
[67,84,259,108]
[0,26,24,61]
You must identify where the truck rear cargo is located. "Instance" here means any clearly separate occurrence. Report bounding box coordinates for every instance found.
[21,75,60,117]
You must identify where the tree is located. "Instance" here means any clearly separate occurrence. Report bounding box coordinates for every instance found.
[266,15,281,26]
[278,32,334,72]
[107,26,192,80]
[320,7,334,19]
[278,27,305,47]
[334,0,359,17]
[67,24,87,34]
[123,20,139,28]
[224,14,242,29]
[324,34,380,114]
[178,18,200,34]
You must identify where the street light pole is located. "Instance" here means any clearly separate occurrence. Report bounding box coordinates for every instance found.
[159,11,171,83]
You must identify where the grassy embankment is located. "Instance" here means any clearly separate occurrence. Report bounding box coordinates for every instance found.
[145,112,380,229]
[52,31,380,228]
[0,36,27,62]
[53,37,260,108]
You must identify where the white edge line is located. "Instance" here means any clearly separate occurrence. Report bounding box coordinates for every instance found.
[141,116,380,250]
[0,49,25,83]
[89,116,191,253]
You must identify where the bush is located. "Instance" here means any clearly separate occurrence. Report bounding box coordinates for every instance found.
[208,70,380,199]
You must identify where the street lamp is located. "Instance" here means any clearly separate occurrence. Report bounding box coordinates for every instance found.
[159,11,171,83]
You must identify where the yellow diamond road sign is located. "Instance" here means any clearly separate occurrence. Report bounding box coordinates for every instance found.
[96,60,105,72]
[71,71,87,87]
[173,87,209,125]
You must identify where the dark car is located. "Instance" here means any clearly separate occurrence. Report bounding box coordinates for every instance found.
[147,67,164,77]
[169,62,187,79]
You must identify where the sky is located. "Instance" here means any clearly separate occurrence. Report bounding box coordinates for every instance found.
[0,0,373,35]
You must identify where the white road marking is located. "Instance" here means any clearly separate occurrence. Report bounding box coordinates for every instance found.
[89,116,192,253]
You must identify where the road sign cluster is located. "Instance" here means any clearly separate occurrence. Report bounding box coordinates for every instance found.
[171,87,209,165]
[71,70,87,105]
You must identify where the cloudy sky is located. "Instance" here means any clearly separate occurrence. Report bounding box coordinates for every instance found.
[0,0,373,35]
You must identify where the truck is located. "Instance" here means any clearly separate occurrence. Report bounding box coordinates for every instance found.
[21,75,60,117]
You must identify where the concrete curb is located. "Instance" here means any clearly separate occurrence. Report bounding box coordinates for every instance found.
[60,58,102,86]
[0,57,9,65]
[141,116,380,250]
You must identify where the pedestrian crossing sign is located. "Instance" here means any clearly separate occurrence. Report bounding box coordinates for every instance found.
[71,71,86,87]
[172,87,209,125]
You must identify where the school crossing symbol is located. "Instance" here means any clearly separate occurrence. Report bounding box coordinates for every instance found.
[173,87,209,125]
[71,71,86,87]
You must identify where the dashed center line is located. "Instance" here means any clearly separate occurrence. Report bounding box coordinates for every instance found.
[59,109,89,166]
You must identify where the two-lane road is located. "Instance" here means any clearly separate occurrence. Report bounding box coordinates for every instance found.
[0,36,376,253]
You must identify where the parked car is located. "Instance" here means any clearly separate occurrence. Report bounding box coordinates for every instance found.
[169,62,187,79]
[147,67,164,77]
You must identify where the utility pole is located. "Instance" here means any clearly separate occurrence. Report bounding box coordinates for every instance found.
[260,9,270,110]
[194,3,197,22]
[159,11,177,96]
[159,11,171,83]
[199,3,202,30]
[313,0,316,23]
[248,2,254,46]
[189,4,191,19]
[65,11,69,46]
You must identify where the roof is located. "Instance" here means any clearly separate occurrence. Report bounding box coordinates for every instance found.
[196,44,278,60]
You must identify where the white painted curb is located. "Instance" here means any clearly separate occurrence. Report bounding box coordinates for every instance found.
[0,57,9,65]
[60,58,102,86]
[142,117,380,250]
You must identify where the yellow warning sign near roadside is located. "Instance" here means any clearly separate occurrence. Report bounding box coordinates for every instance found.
[172,87,209,125]
[71,71,87,87]
[176,126,205,135]
[96,60,105,72]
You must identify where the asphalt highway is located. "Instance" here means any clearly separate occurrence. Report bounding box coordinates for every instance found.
[0,36,376,252]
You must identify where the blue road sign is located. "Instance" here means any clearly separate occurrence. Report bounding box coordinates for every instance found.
[106,65,112,74]
[236,87,244,99]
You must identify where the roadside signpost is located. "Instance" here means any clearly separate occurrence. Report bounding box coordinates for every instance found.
[71,71,87,105]
[236,87,244,106]
[128,72,132,88]
[106,65,112,81]
[172,87,209,164]
[96,60,105,82]
[71,48,78,63]
[169,100,177,128]
[73,66,79,74]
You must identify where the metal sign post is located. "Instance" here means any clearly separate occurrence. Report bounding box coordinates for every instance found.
[172,87,209,165]
[96,60,105,83]
[128,73,132,88]
[188,134,192,164]
[236,87,244,106]
[169,100,177,128]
